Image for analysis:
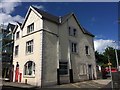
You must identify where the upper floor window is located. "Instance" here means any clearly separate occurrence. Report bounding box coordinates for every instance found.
[71,42,78,53]
[85,46,90,55]
[24,61,35,76]
[27,23,34,34]
[68,27,77,36]
[26,40,33,54]
[59,62,68,75]
[16,31,20,39]
[15,45,19,56]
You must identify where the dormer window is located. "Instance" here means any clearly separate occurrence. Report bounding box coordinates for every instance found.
[27,23,34,34]
[68,26,77,36]
[16,31,20,39]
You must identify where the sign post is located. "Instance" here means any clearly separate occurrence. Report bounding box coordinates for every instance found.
[108,62,113,89]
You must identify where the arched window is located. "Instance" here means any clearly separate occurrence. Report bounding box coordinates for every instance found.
[24,61,35,76]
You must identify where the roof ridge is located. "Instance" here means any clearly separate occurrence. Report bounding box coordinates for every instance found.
[31,5,59,18]
[31,5,59,23]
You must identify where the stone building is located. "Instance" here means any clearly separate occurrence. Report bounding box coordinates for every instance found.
[13,6,97,87]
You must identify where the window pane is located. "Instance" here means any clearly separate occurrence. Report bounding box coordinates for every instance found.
[85,46,89,55]
[15,45,19,56]
[16,31,19,39]
[71,42,77,53]
[68,27,77,36]
[26,40,33,53]
[27,23,34,33]
[73,29,76,36]
[24,61,35,75]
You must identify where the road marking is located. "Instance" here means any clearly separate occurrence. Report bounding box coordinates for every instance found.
[71,84,80,88]
[86,82,101,88]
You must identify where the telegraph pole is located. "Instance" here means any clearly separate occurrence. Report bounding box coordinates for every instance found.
[115,48,119,71]
[113,41,119,71]
[108,56,113,89]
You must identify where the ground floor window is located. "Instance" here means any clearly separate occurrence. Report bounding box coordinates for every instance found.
[79,64,87,75]
[24,61,35,76]
[59,62,68,75]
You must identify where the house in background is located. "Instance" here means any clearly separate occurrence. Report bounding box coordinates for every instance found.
[13,6,97,87]
[0,23,15,81]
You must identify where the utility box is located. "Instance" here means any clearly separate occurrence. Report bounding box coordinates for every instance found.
[112,71,120,89]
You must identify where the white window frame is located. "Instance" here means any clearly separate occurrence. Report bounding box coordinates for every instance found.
[27,23,34,34]
[24,61,35,76]
[26,40,33,54]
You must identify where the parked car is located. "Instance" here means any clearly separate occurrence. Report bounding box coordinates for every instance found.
[105,68,117,77]
[102,68,117,78]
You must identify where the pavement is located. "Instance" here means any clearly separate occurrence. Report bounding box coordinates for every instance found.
[47,79,111,88]
[1,79,112,89]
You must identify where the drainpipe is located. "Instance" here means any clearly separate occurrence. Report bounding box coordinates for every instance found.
[57,19,60,85]
[67,19,73,83]
[68,41,73,83]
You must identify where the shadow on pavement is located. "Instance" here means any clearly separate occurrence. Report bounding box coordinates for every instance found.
[2,85,39,90]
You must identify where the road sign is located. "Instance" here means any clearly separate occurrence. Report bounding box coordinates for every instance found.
[108,62,112,66]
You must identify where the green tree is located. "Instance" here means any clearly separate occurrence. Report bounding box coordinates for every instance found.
[95,51,107,66]
[103,47,116,67]
[95,46,120,67]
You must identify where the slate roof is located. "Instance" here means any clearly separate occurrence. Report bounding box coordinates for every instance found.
[13,22,23,34]
[25,6,94,37]
[61,12,94,37]
[17,22,22,26]
[32,6,59,24]
[82,27,94,37]
[61,12,73,23]
[7,23,15,32]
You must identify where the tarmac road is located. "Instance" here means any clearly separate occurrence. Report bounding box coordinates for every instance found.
[1,79,112,90]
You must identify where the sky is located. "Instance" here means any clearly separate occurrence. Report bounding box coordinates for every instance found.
[0,0,119,53]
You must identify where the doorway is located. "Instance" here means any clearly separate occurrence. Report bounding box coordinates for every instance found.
[88,64,92,80]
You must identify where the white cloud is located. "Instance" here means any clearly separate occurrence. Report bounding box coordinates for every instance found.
[0,0,21,14]
[0,0,24,25]
[0,13,24,25]
[32,5,45,10]
[94,39,117,53]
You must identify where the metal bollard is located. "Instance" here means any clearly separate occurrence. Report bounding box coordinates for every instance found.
[25,79,27,84]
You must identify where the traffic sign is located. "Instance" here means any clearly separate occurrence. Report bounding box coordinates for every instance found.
[108,62,112,66]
